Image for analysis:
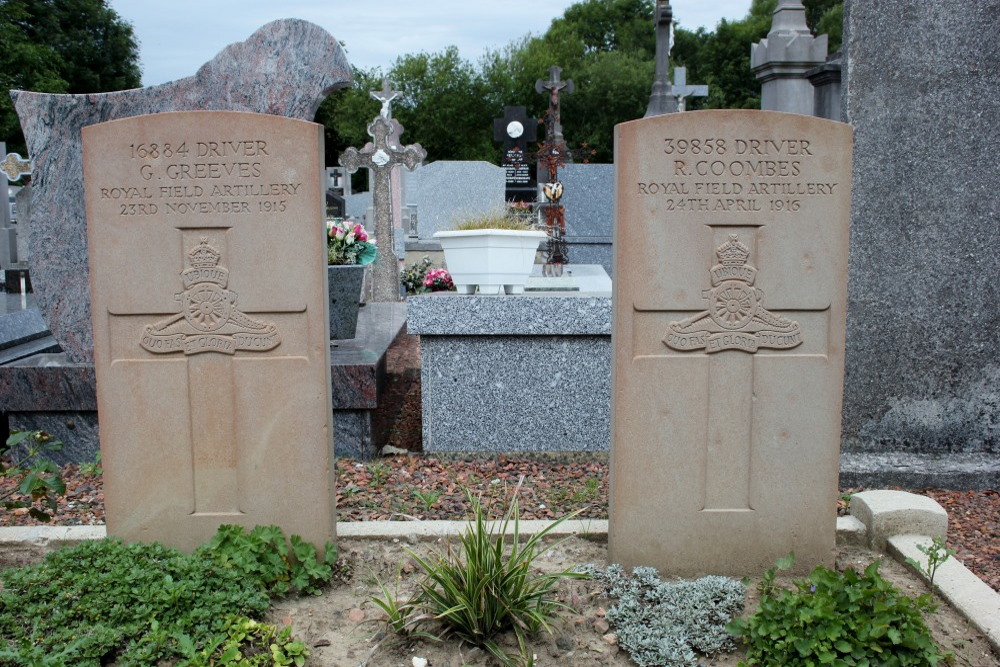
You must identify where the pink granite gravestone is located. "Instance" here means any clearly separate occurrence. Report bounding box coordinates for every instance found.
[13,19,351,363]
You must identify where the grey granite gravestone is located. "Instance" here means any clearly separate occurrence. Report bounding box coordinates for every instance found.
[559,163,614,275]
[751,0,827,115]
[12,19,352,363]
[841,0,1000,489]
[410,161,505,240]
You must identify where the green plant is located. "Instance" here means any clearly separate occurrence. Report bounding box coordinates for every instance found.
[79,450,102,477]
[413,488,442,512]
[906,535,957,586]
[1,429,66,522]
[588,563,744,665]
[452,207,534,231]
[327,218,377,266]
[197,524,339,597]
[399,492,585,666]
[172,616,308,665]
[0,525,331,663]
[366,460,390,487]
[729,554,947,666]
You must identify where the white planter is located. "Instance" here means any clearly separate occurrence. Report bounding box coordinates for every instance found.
[434,229,547,295]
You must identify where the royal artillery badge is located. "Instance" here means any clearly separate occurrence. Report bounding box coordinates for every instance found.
[664,234,802,354]
[140,238,281,355]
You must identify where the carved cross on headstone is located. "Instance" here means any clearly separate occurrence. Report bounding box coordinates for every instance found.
[669,67,709,111]
[339,113,425,301]
[645,0,676,116]
[653,227,830,511]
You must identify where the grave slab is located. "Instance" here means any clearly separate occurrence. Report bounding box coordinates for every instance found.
[82,111,334,552]
[610,110,852,576]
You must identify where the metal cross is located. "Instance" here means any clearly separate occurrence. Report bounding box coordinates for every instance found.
[370,79,402,119]
[339,115,425,301]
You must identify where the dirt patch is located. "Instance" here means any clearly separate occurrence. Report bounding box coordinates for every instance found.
[265,538,997,667]
[1,536,997,665]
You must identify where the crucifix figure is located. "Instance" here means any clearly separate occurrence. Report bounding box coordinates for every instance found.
[669,67,709,111]
[340,86,425,302]
[533,66,594,269]
[371,78,402,119]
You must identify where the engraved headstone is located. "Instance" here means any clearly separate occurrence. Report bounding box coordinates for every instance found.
[83,111,335,551]
[493,106,538,203]
[611,110,852,576]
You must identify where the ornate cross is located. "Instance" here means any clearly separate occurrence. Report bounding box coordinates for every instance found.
[1,151,32,182]
[339,113,425,301]
[536,66,574,149]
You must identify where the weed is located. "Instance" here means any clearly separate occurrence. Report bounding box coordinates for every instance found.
[413,488,442,512]
[729,554,946,665]
[367,460,390,487]
[79,451,102,477]
[0,429,66,522]
[906,535,956,586]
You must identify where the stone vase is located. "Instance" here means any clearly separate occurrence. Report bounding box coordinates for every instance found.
[327,264,365,339]
[433,229,547,295]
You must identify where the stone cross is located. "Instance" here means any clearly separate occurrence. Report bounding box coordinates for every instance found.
[645,0,676,116]
[340,112,425,301]
[669,67,709,111]
[494,106,539,202]
[1,149,32,182]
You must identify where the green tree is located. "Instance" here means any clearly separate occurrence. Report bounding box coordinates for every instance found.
[1,0,141,155]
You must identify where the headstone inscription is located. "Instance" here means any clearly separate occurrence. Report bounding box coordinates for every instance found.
[493,106,538,203]
[610,110,852,576]
[82,111,336,552]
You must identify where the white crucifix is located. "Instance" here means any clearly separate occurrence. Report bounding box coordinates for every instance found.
[656,224,831,512]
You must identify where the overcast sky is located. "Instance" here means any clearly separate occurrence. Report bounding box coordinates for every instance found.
[106,1,752,87]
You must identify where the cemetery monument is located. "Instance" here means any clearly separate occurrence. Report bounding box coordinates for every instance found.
[83,111,336,551]
[610,109,853,576]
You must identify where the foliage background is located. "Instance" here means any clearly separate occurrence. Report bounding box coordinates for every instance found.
[1,0,843,167]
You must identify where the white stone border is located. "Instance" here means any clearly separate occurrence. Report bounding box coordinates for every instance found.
[1,497,996,654]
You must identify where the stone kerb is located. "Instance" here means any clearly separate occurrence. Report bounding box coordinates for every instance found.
[12,19,352,364]
[849,490,949,552]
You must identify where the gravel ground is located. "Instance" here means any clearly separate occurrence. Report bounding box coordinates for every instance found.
[2,332,997,593]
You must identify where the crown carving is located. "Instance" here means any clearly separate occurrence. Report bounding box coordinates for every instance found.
[716,234,750,267]
[188,238,221,269]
